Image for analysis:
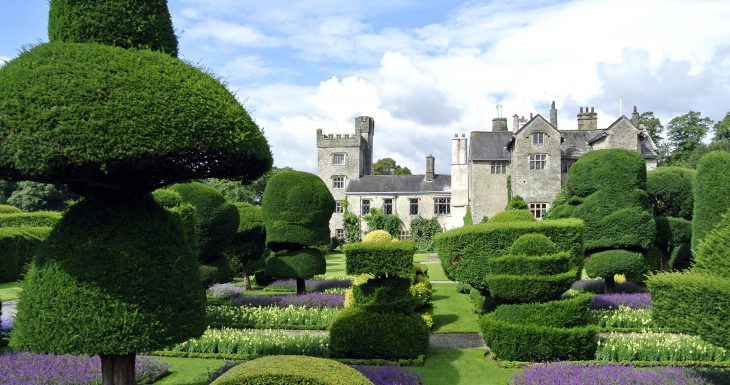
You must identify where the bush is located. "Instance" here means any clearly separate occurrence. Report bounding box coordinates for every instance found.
[329,307,429,359]
[469,288,500,314]
[152,189,182,208]
[480,313,597,361]
[48,0,178,56]
[0,212,62,228]
[362,230,393,243]
[506,196,529,210]
[264,249,327,280]
[364,208,402,237]
[344,241,415,277]
[491,294,592,328]
[351,277,418,313]
[0,42,272,190]
[692,151,730,250]
[489,210,536,223]
[585,250,647,279]
[647,167,695,220]
[485,269,578,303]
[210,355,371,385]
[583,208,655,251]
[0,227,51,283]
[435,219,584,290]
[568,149,647,197]
[262,171,335,249]
[410,216,441,252]
[227,203,266,281]
[199,255,233,288]
[0,205,20,213]
[648,272,730,349]
[10,196,206,354]
[509,233,559,256]
[487,252,571,276]
[693,213,730,278]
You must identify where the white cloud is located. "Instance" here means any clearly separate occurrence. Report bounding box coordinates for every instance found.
[0,56,9,67]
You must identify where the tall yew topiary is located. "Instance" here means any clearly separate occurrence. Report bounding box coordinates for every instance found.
[692,151,730,250]
[227,202,266,290]
[262,171,334,294]
[1,1,272,384]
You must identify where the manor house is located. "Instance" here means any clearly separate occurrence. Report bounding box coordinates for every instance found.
[316,103,658,237]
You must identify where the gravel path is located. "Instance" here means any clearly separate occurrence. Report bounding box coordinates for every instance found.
[1,300,17,318]
[430,333,485,348]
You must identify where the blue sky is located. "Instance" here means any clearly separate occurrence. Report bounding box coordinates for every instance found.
[2,1,730,173]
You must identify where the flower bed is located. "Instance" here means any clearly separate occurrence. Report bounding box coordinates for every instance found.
[350,364,423,385]
[264,278,351,292]
[0,353,169,385]
[207,305,339,330]
[587,306,653,329]
[510,362,721,385]
[597,332,730,362]
[208,283,246,299]
[589,293,651,310]
[571,279,644,294]
[231,292,345,308]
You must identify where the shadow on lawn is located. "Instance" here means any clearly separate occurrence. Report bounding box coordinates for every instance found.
[432,314,459,332]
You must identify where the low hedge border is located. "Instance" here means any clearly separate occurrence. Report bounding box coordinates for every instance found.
[0,212,62,228]
[149,351,426,367]
[484,269,579,303]
[344,241,415,277]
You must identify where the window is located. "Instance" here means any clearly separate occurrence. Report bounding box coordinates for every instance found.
[532,132,545,144]
[529,203,548,219]
[434,197,451,215]
[383,198,393,215]
[335,229,345,239]
[562,159,576,173]
[490,161,507,174]
[529,154,546,170]
[332,176,344,189]
[398,230,411,240]
[361,199,370,215]
[335,201,343,214]
[409,199,419,215]
[332,153,345,165]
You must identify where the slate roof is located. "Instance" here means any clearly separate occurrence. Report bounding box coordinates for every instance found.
[640,135,658,159]
[346,174,451,194]
[470,131,512,160]
[560,130,603,159]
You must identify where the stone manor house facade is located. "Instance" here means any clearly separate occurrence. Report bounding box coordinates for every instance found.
[316,104,658,238]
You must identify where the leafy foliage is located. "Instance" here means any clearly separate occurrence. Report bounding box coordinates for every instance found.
[0,227,51,283]
[666,111,714,164]
[0,211,61,228]
[647,167,695,220]
[640,111,664,145]
[264,249,327,280]
[692,151,730,250]
[409,216,442,252]
[343,198,361,243]
[489,210,536,223]
[204,166,294,204]
[226,203,266,280]
[584,250,647,279]
[344,241,415,277]
[6,181,77,212]
[363,208,402,236]
[372,158,412,175]
[362,229,393,243]
[694,214,730,279]
[506,196,528,210]
[210,355,372,385]
[713,111,730,142]
[509,233,558,256]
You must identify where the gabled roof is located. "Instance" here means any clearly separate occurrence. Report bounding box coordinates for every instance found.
[470,131,512,161]
[605,115,635,132]
[560,130,602,159]
[346,174,451,194]
[512,114,558,136]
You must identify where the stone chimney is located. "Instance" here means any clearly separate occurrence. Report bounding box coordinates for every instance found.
[550,100,558,129]
[492,118,508,132]
[451,134,459,165]
[459,134,467,164]
[577,106,598,130]
[631,106,640,127]
[513,114,520,132]
[425,155,435,182]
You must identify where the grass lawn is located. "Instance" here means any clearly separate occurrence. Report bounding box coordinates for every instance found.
[421,261,449,282]
[0,281,22,302]
[431,283,481,333]
[414,253,430,263]
[411,348,521,385]
[153,357,229,385]
[323,252,347,278]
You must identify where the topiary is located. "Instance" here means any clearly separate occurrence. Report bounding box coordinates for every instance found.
[490,210,536,223]
[48,0,178,56]
[262,171,335,250]
[694,213,730,279]
[0,204,21,213]
[362,229,393,243]
[692,151,730,250]
[226,202,266,289]
[647,167,695,220]
[210,355,372,385]
[509,233,558,256]
[506,196,529,210]
[568,149,647,197]
[152,189,182,209]
[264,249,327,282]
[584,250,646,294]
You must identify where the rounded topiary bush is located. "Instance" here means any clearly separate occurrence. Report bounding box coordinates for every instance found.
[692,151,730,250]
[48,0,178,56]
[485,270,578,303]
[509,233,558,256]
[152,189,182,208]
[363,229,393,243]
[262,171,335,250]
[490,210,536,223]
[264,249,326,280]
[568,149,647,197]
[694,214,730,279]
[10,195,206,354]
[210,355,372,385]
[647,167,695,220]
[585,250,647,280]
[351,277,418,313]
[0,205,21,214]
[0,42,272,192]
[227,202,266,282]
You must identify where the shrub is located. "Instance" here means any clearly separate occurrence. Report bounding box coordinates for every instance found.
[490,210,536,223]
[410,216,441,252]
[262,171,335,249]
[0,227,50,283]
[210,355,372,385]
[364,208,402,237]
[692,151,730,250]
[435,219,584,290]
[693,214,730,278]
[469,288,500,314]
[0,212,62,228]
[351,277,418,313]
[492,294,592,328]
[152,188,182,208]
[0,204,20,213]
[48,0,178,56]
[485,270,578,303]
[344,241,415,277]
[509,233,559,256]
[488,252,571,276]
[480,313,597,361]
[654,216,692,270]
[329,307,429,359]
[227,202,266,286]
[506,196,529,210]
[647,167,695,220]
[568,149,647,197]
[648,272,730,349]
[585,250,647,279]
[362,229,393,243]
[264,249,327,281]
[583,208,655,251]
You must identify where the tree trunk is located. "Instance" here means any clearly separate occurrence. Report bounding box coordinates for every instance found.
[661,248,669,272]
[604,275,616,295]
[243,266,251,290]
[296,278,306,295]
[100,354,136,385]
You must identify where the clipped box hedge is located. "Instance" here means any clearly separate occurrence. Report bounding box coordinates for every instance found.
[490,293,592,328]
[0,227,51,283]
[487,252,571,276]
[351,277,418,313]
[264,249,326,280]
[344,241,415,277]
[484,269,578,303]
[434,219,584,290]
[210,355,371,385]
[584,250,646,279]
[0,212,62,228]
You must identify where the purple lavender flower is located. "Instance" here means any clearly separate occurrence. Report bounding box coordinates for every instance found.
[0,316,14,335]
[510,362,711,385]
[266,278,351,292]
[571,279,645,294]
[589,293,652,310]
[350,364,423,385]
[0,352,169,385]
[208,283,246,299]
[231,292,345,308]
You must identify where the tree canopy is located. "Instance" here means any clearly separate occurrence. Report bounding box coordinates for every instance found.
[666,111,714,164]
[372,158,412,175]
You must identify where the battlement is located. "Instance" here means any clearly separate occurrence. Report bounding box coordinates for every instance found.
[316,128,363,147]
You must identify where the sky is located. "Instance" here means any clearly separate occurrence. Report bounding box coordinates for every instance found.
[1,1,730,174]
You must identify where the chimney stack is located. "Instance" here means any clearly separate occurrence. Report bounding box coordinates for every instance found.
[451,134,459,165]
[425,155,435,182]
[550,100,558,129]
[513,114,520,132]
[459,133,467,165]
[492,118,508,132]
[577,106,598,130]
[631,106,640,127]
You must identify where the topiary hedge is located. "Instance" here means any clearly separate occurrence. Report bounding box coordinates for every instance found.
[48,0,178,56]
[647,167,695,220]
[264,249,327,281]
[567,149,647,197]
[489,210,536,223]
[490,294,592,328]
[584,250,647,280]
[484,270,578,303]
[434,219,584,290]
[693,214,730,279]
[227,202,266,286]
[509,233,559,256]
[0,205,20,213]
[329,307,429,359]
[344,241,415,277]
[692,151,730,250]
[0,227,51,283]
[0,212,62,228]
[152,189,182,209]
[210,355,372,385]
[351,277,418,313]
[487,253,571,276]
[362,229,393,243]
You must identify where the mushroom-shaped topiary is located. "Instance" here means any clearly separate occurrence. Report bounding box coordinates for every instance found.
[227,203,266,290]
[584,250,647,294]
[363,230,393,243]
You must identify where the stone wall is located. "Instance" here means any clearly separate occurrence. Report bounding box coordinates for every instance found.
[511,117,562,209]
[470,160,509,221]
